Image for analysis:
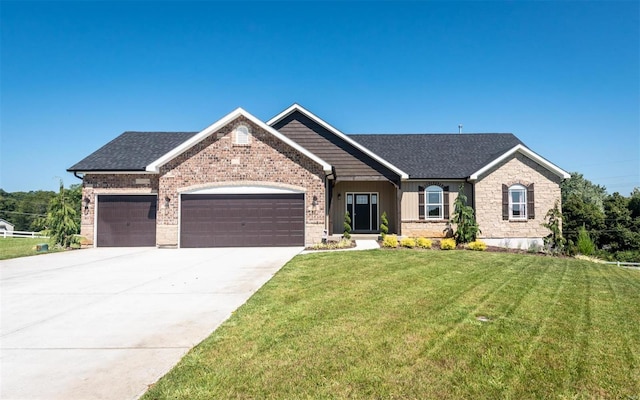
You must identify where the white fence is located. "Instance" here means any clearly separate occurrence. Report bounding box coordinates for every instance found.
[1,230,49,239]
[602,261,640,268]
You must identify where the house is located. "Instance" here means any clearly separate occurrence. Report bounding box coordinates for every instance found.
[68,104,570,249]
[0,218,15,233]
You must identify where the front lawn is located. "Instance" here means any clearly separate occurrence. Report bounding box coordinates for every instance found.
[143,250,640,399]
[0,237,59,260]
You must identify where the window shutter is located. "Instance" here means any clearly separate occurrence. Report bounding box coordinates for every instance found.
[443,186,450,219]
[418,186,425,220]
[502,184,509,220]
[527,183,535,219]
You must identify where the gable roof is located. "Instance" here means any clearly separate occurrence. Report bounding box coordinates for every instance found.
[145,107,332,173]
[68,131,198,172]
[351,133,570,180]
[68,108,332,174]
[268,104,409,180]
[349,133,526,179]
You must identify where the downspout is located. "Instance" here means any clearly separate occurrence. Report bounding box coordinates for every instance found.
[73,171,84,181]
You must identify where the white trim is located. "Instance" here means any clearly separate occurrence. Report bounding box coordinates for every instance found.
[74,171,157,175]
[182,185,305,195]
[267,104,409,180]
[145,107,332,174]
[469,144,571,181]
[425,185,444,220]
[508,184,527,220]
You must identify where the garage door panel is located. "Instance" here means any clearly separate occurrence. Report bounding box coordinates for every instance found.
[97,195,157,247]
[180,193,304,247]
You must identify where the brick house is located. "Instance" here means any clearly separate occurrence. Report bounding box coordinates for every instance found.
[68,104,569,248]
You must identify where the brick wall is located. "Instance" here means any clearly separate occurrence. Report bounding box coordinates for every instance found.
[157,116,326,246]
[80,174,159,246]
[474,153,562,241]
[80,116,327,247]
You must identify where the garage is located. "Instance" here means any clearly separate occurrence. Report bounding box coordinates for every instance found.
[96,195,157,247]
[180,193,304,247]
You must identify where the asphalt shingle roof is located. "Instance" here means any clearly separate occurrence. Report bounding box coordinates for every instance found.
[69,129,524,180]
[68,131,197,171]
[349,133,524,179]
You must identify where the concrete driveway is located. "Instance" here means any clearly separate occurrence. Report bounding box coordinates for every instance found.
[0,246,301,400]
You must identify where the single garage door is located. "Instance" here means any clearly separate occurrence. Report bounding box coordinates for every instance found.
[97,195,157,247]
[180,193,304,247]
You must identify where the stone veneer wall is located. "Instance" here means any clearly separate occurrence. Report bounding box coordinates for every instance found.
[157,116,326,247]
[474,153,562,243]
[79,174,159,246]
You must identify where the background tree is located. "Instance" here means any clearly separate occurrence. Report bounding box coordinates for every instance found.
[600,192,639,252]
[450,185,479,244]
[561,172,607,213]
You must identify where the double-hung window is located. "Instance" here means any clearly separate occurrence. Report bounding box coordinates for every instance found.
[509,184,527,220]
[426,185,443,219]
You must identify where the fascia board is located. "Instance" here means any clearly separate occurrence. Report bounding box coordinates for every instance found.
[268,104,409,180]
[469,144,571,181]
[146,107,332,174]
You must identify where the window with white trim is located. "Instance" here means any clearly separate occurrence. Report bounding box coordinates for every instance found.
[234,125,250,145]
[426,185,443,219]
[509,184,527,219]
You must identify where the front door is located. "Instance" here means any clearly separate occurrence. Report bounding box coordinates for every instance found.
[346,193,378,232]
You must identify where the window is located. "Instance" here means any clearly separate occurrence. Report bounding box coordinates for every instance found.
[426,185,443,219]
[234,125,250,145]
[509,184,527,219]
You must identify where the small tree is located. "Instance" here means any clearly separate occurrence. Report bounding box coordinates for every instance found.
[379,211,389,238]
[45,180,79,248]
[450,185,480,244]
[343,211,352,239]
[542,200,565,254]
[576,225,596,256]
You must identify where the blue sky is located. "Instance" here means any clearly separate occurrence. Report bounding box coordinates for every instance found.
[1,1,638,195]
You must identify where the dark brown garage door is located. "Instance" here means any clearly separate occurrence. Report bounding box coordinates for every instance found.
[180,193,304,247]
[97,195,157,247]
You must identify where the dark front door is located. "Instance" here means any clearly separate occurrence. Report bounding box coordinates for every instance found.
[346,193,379,232]
[180,193,304,247]
[97,195,157,247]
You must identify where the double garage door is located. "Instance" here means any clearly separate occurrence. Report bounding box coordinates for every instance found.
[96,193,304,247]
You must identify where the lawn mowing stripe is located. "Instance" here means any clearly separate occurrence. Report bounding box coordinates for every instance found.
[590,262,640,394]
[566,261,592,394]
[417,255,547,360]
[501,258,571,399]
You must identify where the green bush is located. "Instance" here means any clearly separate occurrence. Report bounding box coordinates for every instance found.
[467,240,487,251]
[382,235,398,248]
[380,211,389,239]
[343,212,352,239]
[440,238,456,250]
[400,237,416,248]
[416,237,432,249]
[577,225,596,256]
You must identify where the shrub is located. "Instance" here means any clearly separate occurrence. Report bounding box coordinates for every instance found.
[343,212,352,239]
[440,238,456,250]
[379,211,389,239]
[467,240,487,251]
[577,225,596,256]
[416,237,432,249]
[382,235,398,248]
[451,184,480,244]
[400,237,416,248]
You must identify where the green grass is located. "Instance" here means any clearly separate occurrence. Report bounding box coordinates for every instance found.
[0,237,60,260]
[143,250,640,399]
